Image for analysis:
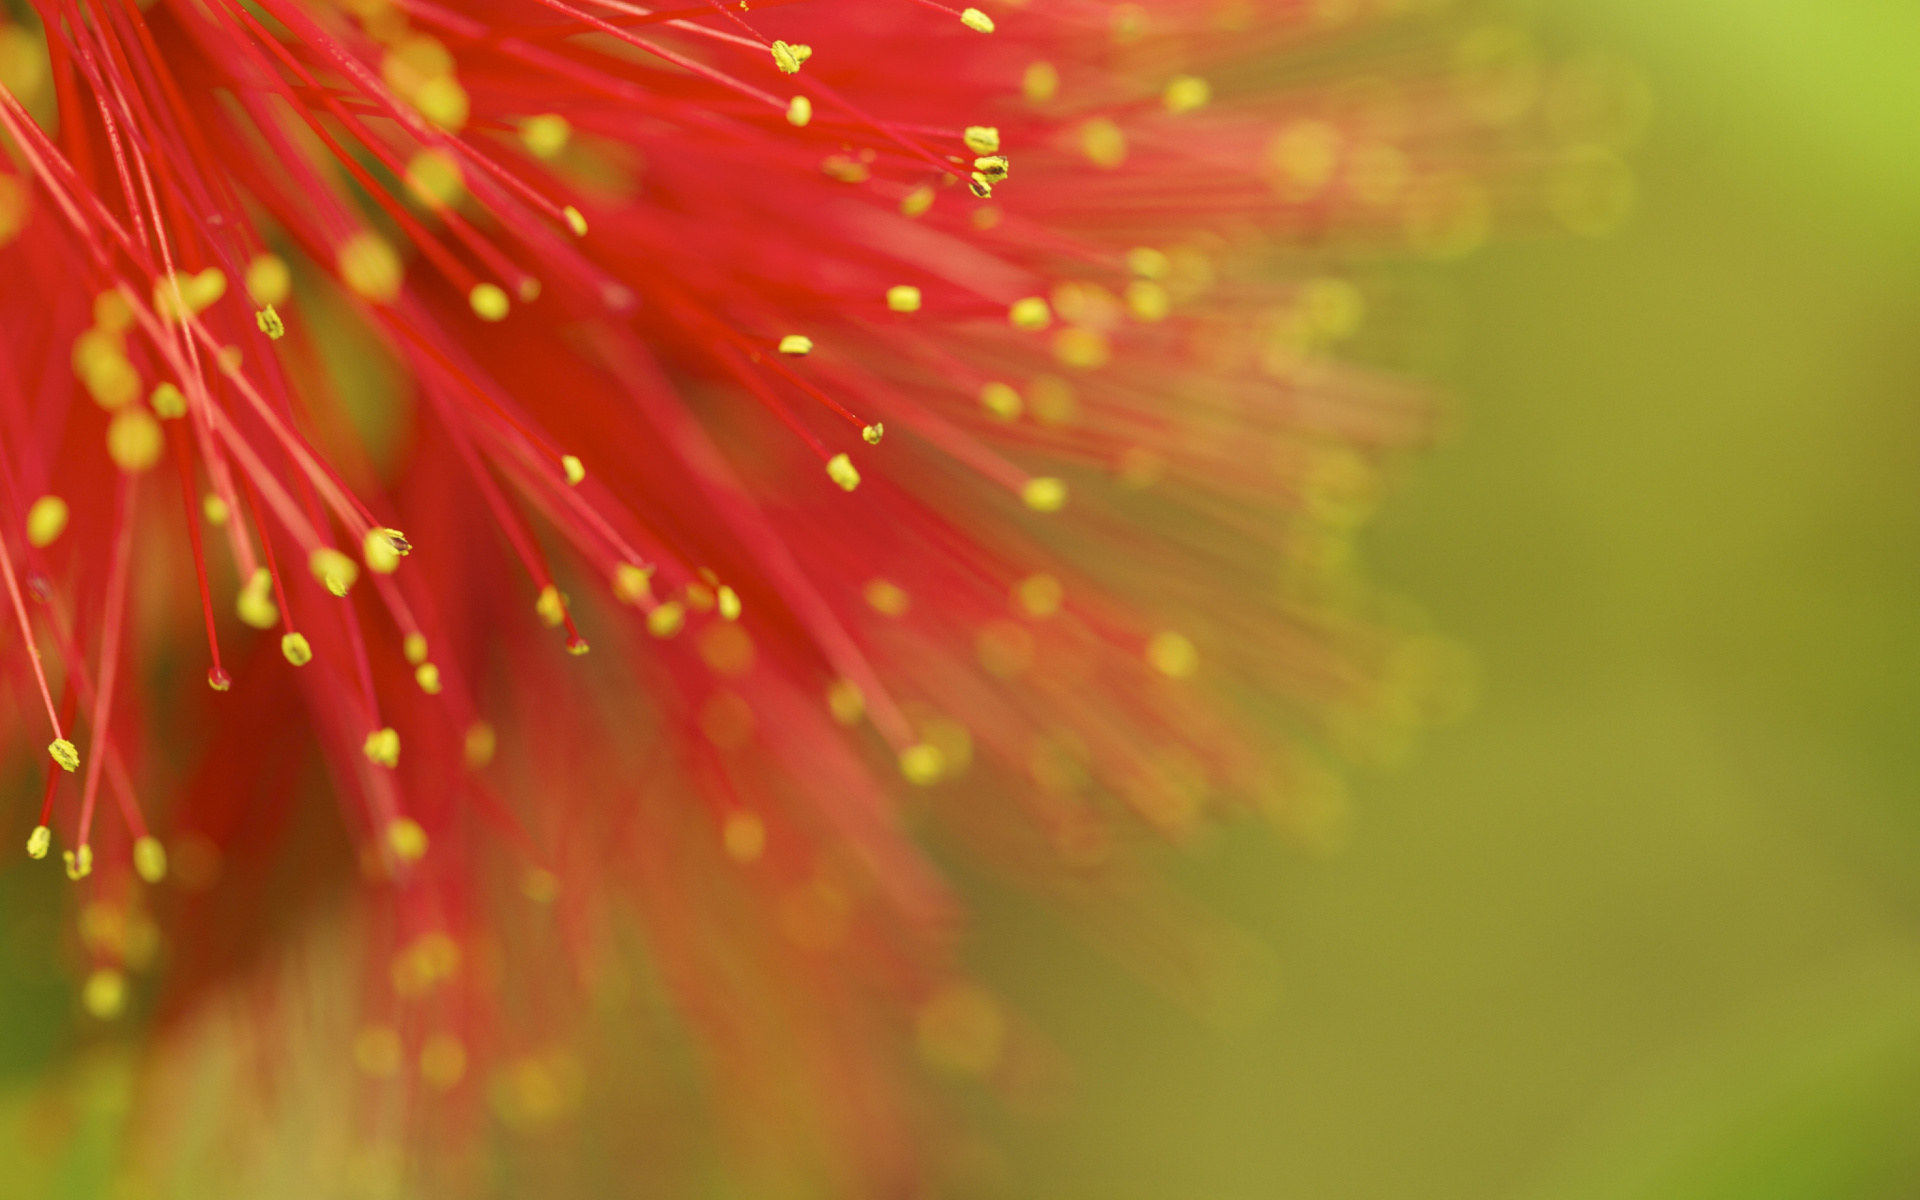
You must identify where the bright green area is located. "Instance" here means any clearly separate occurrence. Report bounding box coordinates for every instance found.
[976,1,1920,1197]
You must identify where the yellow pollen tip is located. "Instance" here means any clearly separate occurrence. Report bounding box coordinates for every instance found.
[770,40,809,74]
[94,291,133,333]
[520,113,571,159]
[281,632,313,666]
[134,836,167,883]
[827,678,865,725]
[963,125,1001,155]
[722,811,767,863]
[960,7,994,32]
[886,285,922,313]
[337,231,403,304]
[717,585,742,620]
[416,662,442,693]
[364,727,401,768]
[404,632,429,664]
[900,185,935,217]
[563,205,588,237]
[899,742,947,786]
[862,423,884,446]
[153,267,227,322]
[363,527,408,574]
[825,453,862,491]
[778,334,813,355]
[465,721,496,768]
[1147,630,1199,678]
[535,584,567,628]
[613,562,654,605]
[1023,60,1058,104]
[1008,296,1051,330]
[204,494,231,527]
[237,568,278,628]
[82,966,124,1018]
[980,381,1022,420]
[26,495,68,547]
[567,637,590,656]
[106,409,164,473]
[1163,75,1211,113]
[49,738,79,773]
[1081,118,1127,168]
[647,601,685,638]
[974,155,1009,181]
[387,817,428,862]
[1022,477,1067,512]
[786,96,812,126]
[562,454,586,485]
[255,304,285,340]
[64,844,92,881]
[150,381,187,419]
[246,253,291,306]
[309,547,360,597]
[469,283,510,321]
[26,825,50,860]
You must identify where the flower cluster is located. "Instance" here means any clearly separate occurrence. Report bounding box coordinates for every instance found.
[0,0,1640,1191]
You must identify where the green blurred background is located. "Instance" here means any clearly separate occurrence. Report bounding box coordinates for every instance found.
[974,1,1920,1197]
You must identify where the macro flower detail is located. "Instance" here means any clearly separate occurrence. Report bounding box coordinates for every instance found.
[0,0,1633,1192]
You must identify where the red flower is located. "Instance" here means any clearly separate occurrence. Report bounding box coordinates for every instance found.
[0,0,1610,1190]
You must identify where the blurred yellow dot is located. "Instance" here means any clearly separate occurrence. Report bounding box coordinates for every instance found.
[722,811,766,863]
[106,409,164,473]
[420,1032,467,1090]
[1147,631,1199,678]
[1081,118,1127,168]
[520,113,571,158]
[26,495,67,547]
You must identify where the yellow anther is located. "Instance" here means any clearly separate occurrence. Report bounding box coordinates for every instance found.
[465,720,496,768]
[562,454,585,485]
[613,562,653,605]
[354,1026,402,1077]
[237,568,278,629]
[1013,572,1064,617]
[567,637,590,657]
[1021,476,1067,512]
[387,816,428,862]
[563,205,588,237]
[520,113,571,159]
[974,155,1009,181]
[647,601,685,638]
[246,253,291,305]
[254,304,285,341]
[364,727,401,767]
[826,678,865,725]
[133,836,168,884]
[979,381,1022,420]
[862,423,884,446]
[414,75,470,129]
[421,1032,467,1090]
[886,285,921,313]
[1023,61,1058,104]
[1267,119,1342,197]
[1053,327,1111,369]
[864,578,911,616]
[778,334,814,355]
[717,585,742,620]
[1126,246,1170,279]
[337,231,403,304]
[1146,630,1199,678]
[521,867,559,903]
[415,662,442,694]
[825,453,862,491]
[900,185,935,217]
[404,632,429,664]
[363,527,409,575]
[150,381,187,420]
[1163,75,1211,113]
[49,738,79,773]
[963,126,1001,155]
[81,966,124,1018]
[535,584,566,628]
[93,290,133,333]
[73,329,139,409]
[960,7,994,32]
[405,147,465,207]
[204,494,231,526]
[64,843,92,881]
[1125,280,1171,322]
[281,632,313,666]
[1081,118,1127,168]
[153,267,227,322]
[309,546,360,596]
[770,40,807,74]
[1008,296,1051,330]
[26,825,50,859]
[469,283,510,321]
[107,409,164,473]
[26,495,68,548]
[967,172,994,199]
[899,742,946,786]
[786,96,812,126]
[722,811,767,863]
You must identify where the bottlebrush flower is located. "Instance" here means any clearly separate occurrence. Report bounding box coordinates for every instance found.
[0,0,1635,1193]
